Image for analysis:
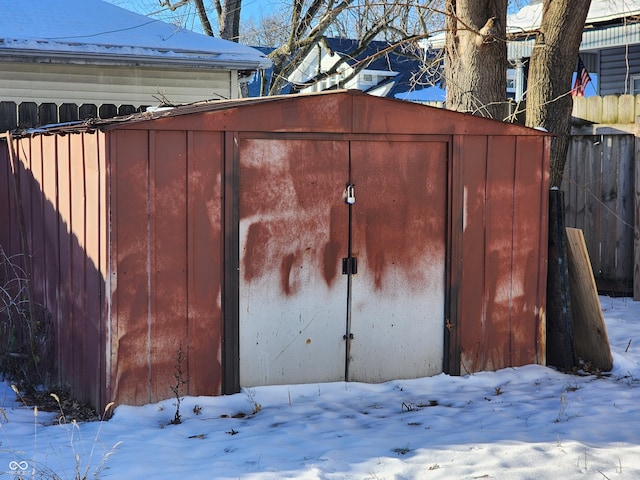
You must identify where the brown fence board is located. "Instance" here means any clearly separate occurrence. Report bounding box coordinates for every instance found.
[60,104,79,123]
[18,103,37,128]
[616,136,634,285]
[38,104,57,126]
[0,102,16,132]
[600,137,617,280]
[566,227,613,371]
[0,101,148,131]
[80,104,98,120]
[564,133,636,296]
[99,104,118,119]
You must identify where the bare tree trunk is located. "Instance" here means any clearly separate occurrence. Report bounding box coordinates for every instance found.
[525,0,591,188]
[445,0,508,120]
[216,0,242,41]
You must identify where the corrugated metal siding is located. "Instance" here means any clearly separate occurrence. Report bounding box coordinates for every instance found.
[0,140,21,259]
[4,133,108,408]
[598,44,640,95]
[0,62,235,105]
[108,129,224,406]
[0,92,551,408]
[454,135,549,373]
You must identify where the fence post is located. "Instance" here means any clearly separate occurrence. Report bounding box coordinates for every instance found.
[546,189,576,369]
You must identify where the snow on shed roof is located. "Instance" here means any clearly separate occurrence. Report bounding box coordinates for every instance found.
[0,0,271,70]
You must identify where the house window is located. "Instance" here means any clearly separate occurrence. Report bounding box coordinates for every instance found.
[362,74,373,83]
[631,75,640,94]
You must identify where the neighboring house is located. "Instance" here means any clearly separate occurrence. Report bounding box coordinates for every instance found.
[246,46,293,97]
[254,37,442,100]
[0,0,270,127]
[425,0,640,101]
[507,0,640,99]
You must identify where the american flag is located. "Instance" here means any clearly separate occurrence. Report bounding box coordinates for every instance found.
[572,56,592,97]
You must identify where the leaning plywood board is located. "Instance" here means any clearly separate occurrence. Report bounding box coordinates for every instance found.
[566,227,613,371]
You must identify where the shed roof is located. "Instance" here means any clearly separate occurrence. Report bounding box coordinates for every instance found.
[16,90,550,138]
[0,0,270,70]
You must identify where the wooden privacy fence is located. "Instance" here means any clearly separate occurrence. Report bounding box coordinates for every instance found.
[0,101,147,131]
[572,94,640,125]
[566,100,639,298]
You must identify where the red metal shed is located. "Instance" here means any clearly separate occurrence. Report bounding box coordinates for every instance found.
[0,91,550,409]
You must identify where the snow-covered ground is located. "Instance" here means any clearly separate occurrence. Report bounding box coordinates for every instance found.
[1,296,639,479]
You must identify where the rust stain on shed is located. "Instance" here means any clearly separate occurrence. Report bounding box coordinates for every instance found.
[0,90,550,410]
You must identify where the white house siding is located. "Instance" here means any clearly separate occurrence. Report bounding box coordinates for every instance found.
[0,62,235,107]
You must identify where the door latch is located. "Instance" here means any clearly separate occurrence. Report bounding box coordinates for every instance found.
[345,184,355,204]
[342,257,358,275]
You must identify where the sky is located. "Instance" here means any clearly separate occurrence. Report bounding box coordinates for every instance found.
[104,0,265,33]
[0,295,639,479]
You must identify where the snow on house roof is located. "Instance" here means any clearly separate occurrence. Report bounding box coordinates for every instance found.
[426,0,640,49]
[0,0,271,70]
[508,0,640,34]
[318,38,442,98]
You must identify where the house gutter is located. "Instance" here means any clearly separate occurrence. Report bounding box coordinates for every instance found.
[0,48,272,71]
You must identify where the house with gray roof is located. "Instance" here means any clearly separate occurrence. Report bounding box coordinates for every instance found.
[0,0,270,128]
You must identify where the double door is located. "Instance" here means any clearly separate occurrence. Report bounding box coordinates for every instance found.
[237,136,447,386]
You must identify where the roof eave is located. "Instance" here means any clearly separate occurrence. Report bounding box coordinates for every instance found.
[0,47,272,70]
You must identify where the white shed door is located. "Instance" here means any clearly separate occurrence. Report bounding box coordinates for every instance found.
[238,138,349,386]
[238,138,446,387]
[347,140,447,382]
